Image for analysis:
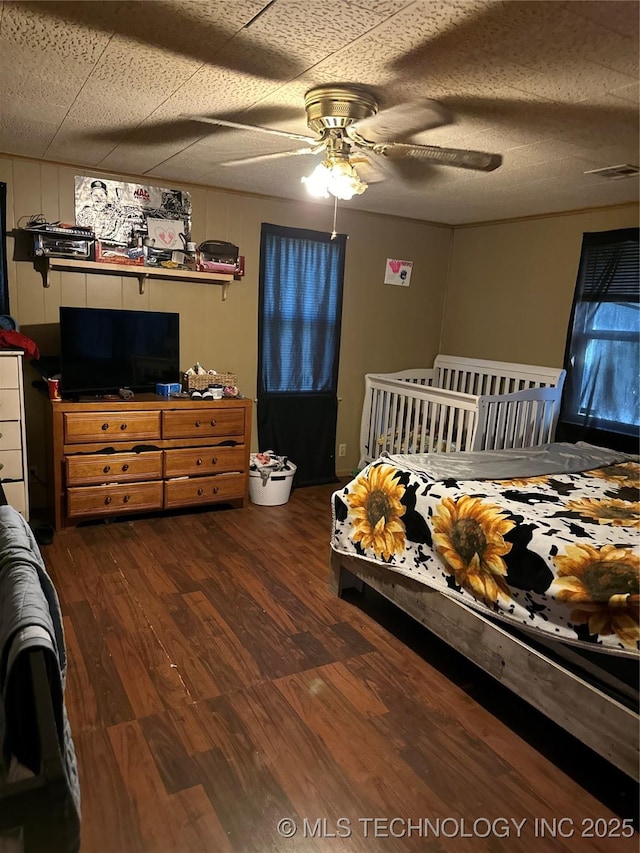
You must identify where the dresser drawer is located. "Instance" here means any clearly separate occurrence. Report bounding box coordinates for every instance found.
[67,451,163,486]
[163,446,245,478]
[0,449,23,480]
[0,390,21,422]
[67,481,163,518]
[0,357,19,390]
[2,481,27,517]
[64,411,161,444]
[162,408,244,439]
[164,473,245,508]
[0,421,22,450]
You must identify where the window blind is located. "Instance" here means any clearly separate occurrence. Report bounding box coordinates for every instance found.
[579,228,639,303]
[558,227,639,452]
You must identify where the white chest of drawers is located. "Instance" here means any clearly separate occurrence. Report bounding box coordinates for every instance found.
[0,351,29,519]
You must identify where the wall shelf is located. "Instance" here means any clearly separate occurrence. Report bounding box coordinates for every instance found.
[33,257,235,298]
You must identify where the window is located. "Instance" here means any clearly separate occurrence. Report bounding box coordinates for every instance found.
[258,223,345,394]
[257,223,347,486]
[559,228,639,451]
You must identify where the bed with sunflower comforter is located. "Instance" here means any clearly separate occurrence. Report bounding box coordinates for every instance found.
[331,442,639,658]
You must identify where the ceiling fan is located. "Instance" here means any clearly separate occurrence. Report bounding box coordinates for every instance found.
[188,85,503,200]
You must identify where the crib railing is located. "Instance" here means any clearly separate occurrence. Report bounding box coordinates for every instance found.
[359,359,566,468]
[434,354,565,395]
[360,374,481,466]
[475,386,563,451]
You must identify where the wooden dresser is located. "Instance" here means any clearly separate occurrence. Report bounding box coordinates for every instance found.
[0,351,29,519]
[49,394,252,529]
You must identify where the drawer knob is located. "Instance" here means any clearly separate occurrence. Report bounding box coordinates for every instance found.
[102,423,109,431]
[196,458,203,466]
[211,456,218,465]
[213,486,219,495]
[104,496,112,505]
[210,419,217,427]
[195,420,201,428]
[123,495,130,503]
[122,463,129,472]
[103,465,111,473]
[120,423,127,431]
[197,487,204,496]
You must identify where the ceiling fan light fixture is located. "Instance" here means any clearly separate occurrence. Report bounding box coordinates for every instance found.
[301,161,331,198]
[301,158,368,201]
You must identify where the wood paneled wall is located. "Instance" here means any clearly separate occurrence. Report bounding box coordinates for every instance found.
[0,155,451,504]
[3,153,636,512]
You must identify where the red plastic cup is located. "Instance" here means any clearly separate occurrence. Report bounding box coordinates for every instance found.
[47,378,61,400]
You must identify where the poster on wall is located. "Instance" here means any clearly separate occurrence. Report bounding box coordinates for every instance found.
[384,258,413,287]
[74,176,192,246]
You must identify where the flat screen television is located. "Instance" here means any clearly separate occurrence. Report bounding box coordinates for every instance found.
[59,306,180,397]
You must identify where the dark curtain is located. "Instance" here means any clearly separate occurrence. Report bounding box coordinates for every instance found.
[558,228,639,452]
[257,395,339,486]
[258,223,346,487]
[0,183,9,315]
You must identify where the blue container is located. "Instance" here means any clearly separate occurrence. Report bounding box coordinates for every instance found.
[156,382,182,397]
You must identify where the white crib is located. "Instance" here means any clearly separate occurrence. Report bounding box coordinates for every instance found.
[359,354,566,467]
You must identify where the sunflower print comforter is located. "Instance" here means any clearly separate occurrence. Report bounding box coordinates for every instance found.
[331,446,639,657]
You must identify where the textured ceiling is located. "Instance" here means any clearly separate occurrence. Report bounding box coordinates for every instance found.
[0,0,638,225]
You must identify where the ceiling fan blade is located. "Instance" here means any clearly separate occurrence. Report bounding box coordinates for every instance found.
[349,154,386,184]
[350,99,453,143]
[219,148,321,167]
[83,106,307,147]
[369,155,445,187]
[186,115,317,144]
[382,143,502,172]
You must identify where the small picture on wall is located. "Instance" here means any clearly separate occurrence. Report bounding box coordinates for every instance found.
[146,217,185,251]
[384,258,413,287]
[74,176,192,246]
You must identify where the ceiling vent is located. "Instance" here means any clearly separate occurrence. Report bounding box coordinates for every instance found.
[583,164,640,180]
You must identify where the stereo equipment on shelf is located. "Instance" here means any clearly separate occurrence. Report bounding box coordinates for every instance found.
[33,233,94,259]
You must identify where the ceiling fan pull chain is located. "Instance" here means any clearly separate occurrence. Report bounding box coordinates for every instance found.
[331,195,338,240]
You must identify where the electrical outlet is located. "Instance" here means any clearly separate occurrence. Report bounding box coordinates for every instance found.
[338,443,347,457]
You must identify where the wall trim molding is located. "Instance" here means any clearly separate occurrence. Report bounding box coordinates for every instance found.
[455,201,638,230]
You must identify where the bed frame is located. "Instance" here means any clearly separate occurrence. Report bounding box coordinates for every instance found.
[0,649,79,852]
[360,355,566,467]
[330,552,639,782]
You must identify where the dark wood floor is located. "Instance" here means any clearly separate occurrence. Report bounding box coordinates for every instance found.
[42,483,638,853]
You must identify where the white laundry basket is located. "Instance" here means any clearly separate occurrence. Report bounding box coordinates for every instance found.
[249,463,297,506]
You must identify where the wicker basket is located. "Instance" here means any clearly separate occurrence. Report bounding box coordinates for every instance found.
[182,372,237,391]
